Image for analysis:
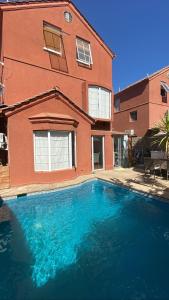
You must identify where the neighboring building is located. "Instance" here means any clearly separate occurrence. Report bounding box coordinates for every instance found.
[113,66,169,166]
[113,66,169,137]
[0,0,115,187]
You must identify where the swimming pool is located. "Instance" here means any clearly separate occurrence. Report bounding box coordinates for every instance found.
[1,179,169,300]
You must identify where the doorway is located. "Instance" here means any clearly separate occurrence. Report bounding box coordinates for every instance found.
[92,136,104,170]
[114,135,128,167]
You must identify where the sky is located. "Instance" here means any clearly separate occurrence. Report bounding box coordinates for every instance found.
[73,0,169,93]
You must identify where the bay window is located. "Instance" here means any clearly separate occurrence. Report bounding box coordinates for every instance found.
[88,86,111,119]
[34,131,75,172]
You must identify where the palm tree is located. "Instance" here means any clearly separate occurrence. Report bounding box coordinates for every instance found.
[152,111,169,179]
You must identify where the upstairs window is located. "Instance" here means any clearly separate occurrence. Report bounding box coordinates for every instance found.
[88,86,111,119]
[43,22,68,73]
[76,38,93,66]
[114,98,120,112]
[161,81,169,103]
[43,23,62,55]
[130,111,137,122]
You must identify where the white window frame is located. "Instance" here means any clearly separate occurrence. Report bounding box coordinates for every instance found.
[88,86,112,119]
[76,38,93,66]
[33,131,75,172]
[92,136,105,171]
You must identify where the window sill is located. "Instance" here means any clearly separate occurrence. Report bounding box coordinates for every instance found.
[43,47,62,56]
[76,60,92,69]
[34,167,76,173]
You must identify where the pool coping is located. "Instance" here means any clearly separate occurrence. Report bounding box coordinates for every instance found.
[2,174,169,205]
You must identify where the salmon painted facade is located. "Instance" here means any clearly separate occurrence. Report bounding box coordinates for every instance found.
[113,66,169,138]
[0,0,115,187]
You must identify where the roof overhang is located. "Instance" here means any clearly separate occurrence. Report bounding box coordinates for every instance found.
[0,87,95,125]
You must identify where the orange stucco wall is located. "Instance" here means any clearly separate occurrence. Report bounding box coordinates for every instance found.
[7,94,92,186]
[149,70,169,129]
[1,2,113,108]
[113,79,149,137]
[113,69,169,137]
[0,1,114,186]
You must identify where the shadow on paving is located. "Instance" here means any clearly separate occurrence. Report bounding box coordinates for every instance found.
[0,197,34,300]
[109,172,169,201]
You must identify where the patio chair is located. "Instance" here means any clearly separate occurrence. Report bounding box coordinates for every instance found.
[144,158,162,179]
[161,160,169,180]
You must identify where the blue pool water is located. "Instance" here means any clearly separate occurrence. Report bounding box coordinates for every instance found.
[1,180,169,300]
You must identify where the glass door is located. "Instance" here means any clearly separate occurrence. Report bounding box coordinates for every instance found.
[92,136,104,170]
[114,135,128,167]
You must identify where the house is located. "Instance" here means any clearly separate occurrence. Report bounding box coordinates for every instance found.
[113,66,169,166]
[0,0,115,187]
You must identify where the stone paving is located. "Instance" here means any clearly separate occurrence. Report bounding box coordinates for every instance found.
[0,168,169,201]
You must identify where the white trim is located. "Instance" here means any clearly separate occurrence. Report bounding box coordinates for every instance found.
[109,93,112,119]
[43,47,62,56]
[102,136,105,170]
[48,131,51,172]
[89,43,93,65]
[91,136,94,171]
[74,132,77,168]
[69,132,72,168]
[92,136,105,171]
[76,59,91,66]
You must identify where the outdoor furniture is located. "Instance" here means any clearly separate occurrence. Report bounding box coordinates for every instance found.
[144,157,169,180]
[144,158,162,179]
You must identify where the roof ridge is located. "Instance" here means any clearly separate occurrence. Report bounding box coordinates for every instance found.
[115,65,169,95]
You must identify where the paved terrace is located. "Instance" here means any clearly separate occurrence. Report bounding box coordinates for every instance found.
[0,168,169,201]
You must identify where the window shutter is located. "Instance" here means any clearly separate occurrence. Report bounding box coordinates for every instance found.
[100,89,110,119]
[89,87,99,118]
[43,25,62,54]
[34,131,49,171]
[50,132,71,170]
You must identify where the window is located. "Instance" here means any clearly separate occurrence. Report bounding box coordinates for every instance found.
[76,38,93,66]
[43,23,62,55]
[130,111,137,122]
[160,82,169,103]
[64,11,73,23]
[34,131,75,172]
[88,86,111,119]
[114,98,120,112]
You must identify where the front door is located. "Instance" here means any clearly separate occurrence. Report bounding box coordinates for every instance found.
[92,136,104,170]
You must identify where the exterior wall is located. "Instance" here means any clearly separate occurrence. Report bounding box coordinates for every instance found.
[113,79,149,137]
[1,2,113,110]
[0,1,114,187]
[7,95,92,186]
[91,130,113,170]
[149,70,169,129]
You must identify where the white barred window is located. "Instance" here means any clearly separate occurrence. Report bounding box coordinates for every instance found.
[76,38,92,66]
[88,86,111,119]
[34,131,75,172]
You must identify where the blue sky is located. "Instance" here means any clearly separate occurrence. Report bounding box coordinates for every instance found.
[73,0,169,93]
